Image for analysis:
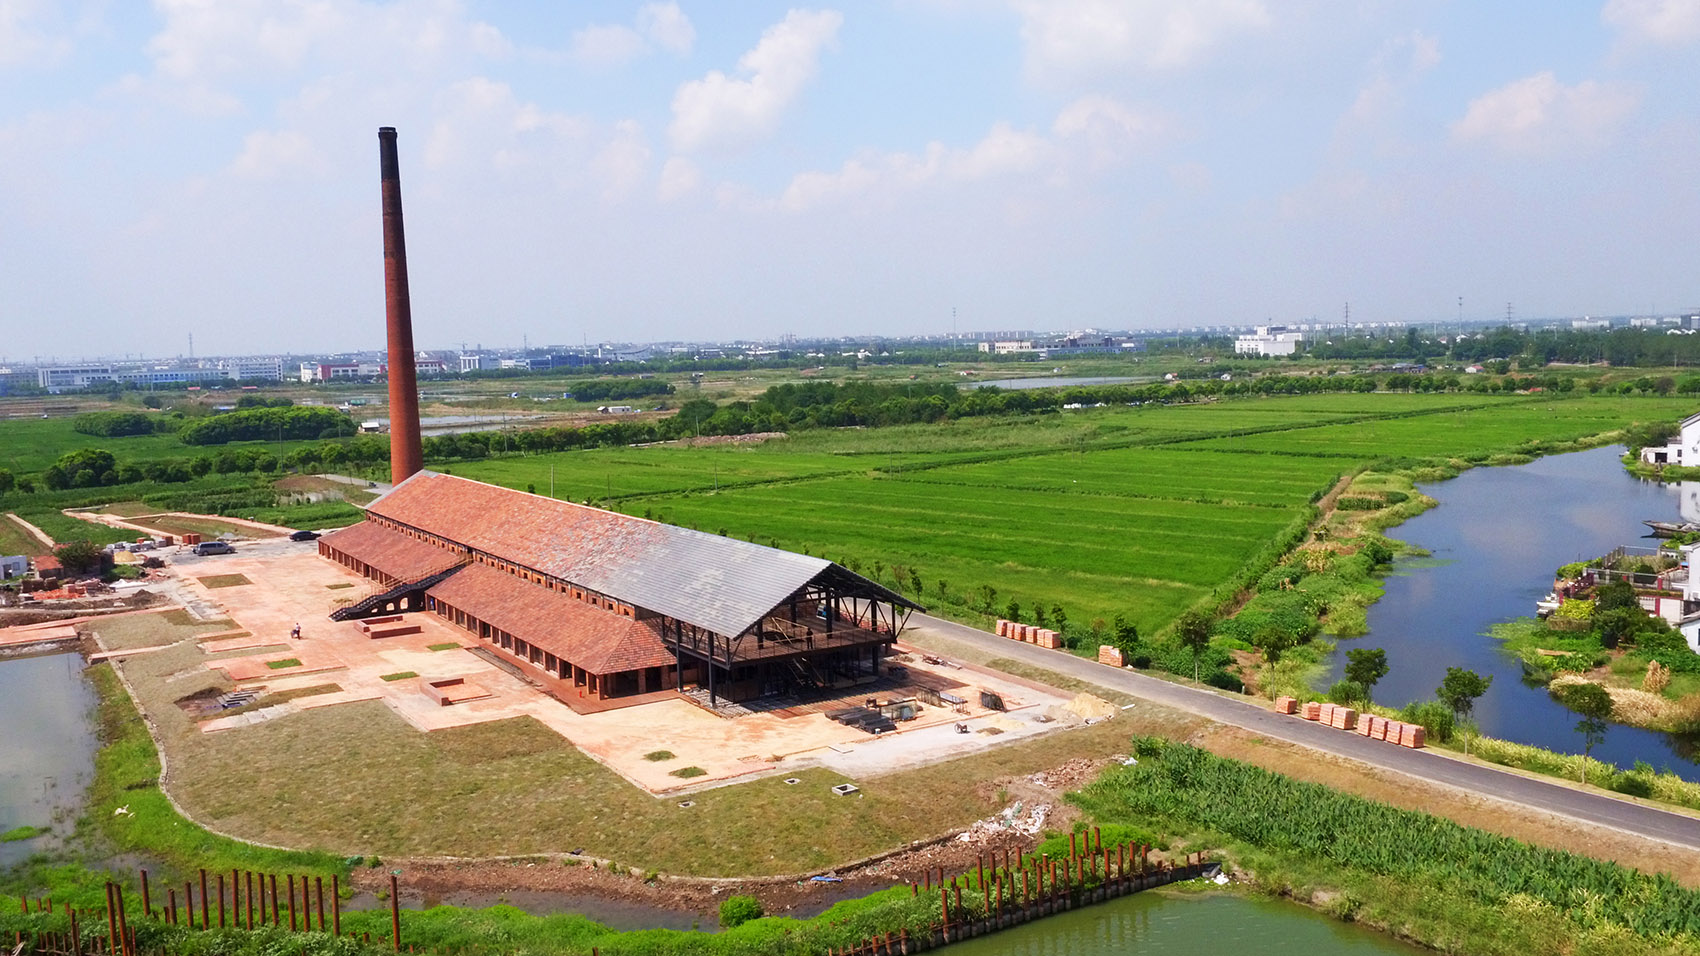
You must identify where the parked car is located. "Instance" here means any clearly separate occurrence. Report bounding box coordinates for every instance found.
[288,530,321,542]
[193,541,236,556]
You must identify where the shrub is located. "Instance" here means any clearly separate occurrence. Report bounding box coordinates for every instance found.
[719,895,763,928]
[1609,774,1654,798]
[1399,700,1456,743]
[1327,679,1366,705]
[1204,669,1244,693]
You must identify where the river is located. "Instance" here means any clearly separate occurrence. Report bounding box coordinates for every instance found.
[0,649,99,866]
[942,891,1422,956]
[1333,444,1700,776]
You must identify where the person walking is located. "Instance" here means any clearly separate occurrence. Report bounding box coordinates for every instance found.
[291,623,301,640]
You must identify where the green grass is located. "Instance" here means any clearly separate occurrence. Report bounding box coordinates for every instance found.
[266,659,303,670]
[12,509,139,546]
[197,574,252,589]
[380,671,418,681]
[0,825,47,843]
[668,766,707,779]
[426,642,462,652]
[326,582,355,589]
[0,514,46,555]
[643,750,675,761]
[0,414,332,475]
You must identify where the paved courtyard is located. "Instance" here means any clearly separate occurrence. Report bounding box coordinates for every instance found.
[163,543,1079,794]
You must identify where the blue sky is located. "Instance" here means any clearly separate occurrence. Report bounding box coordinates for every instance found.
[2,1,1698,359]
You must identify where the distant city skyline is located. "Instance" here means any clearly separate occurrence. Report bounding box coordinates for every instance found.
[3,1,1697,358]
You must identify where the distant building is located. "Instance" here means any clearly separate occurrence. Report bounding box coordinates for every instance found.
[977,340,1036,355]
[415,357,448,377]
[222,357,285,381]
[37,363,231,393]
[0,555,28,580]
[459,354,485,373]
[300,361,383,382]
[1234,326,1302,357]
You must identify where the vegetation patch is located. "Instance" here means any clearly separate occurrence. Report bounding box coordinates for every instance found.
[426,642,462,651]
[0,825,48,843]
[266,659,303,670]
[326,582,356,589]
[196,574,252,589]
[379,671,417,681]
[669,766,708,779]
[643,750,676,762]
[1073,738,1700,955]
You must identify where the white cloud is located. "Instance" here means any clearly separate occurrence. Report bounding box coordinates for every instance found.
[0,0,77,67]
[668,9,841,153]
[1010,0,1268,79]
[229,128,330,179]
[1053,95,1168,167]
[637,2,694,55]
[1603,0,1700,47]
[569,3,693,67]
[569,23,647,67]
[657,156,700,201]
[141,0,509,83]
[424,76,588,174]
[1452,71,1638,154]
[591,120,652,200]
[1346,31,1441,126]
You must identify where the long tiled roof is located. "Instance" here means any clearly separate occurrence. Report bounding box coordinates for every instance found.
[367,471,917,637]
[426,563,673,675]
[319,521,464,581]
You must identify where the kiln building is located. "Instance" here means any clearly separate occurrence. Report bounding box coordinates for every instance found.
[320,471,921,713]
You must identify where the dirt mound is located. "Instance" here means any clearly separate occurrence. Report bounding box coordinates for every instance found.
[1063,692,1117,721]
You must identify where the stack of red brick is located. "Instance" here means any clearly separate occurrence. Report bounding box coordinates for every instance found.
[995,619,1063,649]
[1291,699,1425,748]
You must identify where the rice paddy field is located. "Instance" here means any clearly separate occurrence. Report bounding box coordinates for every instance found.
[447,392,1696,635]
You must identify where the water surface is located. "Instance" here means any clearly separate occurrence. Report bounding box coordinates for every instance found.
[1337,445,1699,776]
[0,650,100,866]
[943,891,1423,956]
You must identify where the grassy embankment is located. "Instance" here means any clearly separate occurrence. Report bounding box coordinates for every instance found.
[1070,738,1700,956]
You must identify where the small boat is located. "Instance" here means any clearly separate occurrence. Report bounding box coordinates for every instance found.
[1643,520,1700,537]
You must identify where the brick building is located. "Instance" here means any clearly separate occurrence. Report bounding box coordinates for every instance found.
[319,472,919,712]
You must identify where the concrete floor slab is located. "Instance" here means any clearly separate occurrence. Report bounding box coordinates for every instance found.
[163,546,1078,794]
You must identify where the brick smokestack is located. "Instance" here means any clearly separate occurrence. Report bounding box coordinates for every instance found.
[379,127,424,485]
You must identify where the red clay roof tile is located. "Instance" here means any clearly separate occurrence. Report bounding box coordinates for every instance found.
[319,521,463,581]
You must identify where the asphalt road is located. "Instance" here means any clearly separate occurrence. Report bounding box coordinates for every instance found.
[908,613,1700,852]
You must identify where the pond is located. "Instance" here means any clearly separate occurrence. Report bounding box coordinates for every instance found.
[943,890,1424,956]
[1334,444,1700,776]
[0,649,100,866]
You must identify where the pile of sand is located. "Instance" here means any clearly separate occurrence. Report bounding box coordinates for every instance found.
[1063,692,1117,721]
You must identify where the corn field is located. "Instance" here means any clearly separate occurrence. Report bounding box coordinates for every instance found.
[1075,739,1700,943]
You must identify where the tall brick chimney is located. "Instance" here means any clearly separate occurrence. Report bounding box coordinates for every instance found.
[379,126,424,485]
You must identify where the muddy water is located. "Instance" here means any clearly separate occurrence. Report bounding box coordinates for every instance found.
[0,649,100,866]
[941,891,1424,956]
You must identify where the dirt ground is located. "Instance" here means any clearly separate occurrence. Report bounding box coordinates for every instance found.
[350,756,1124,918]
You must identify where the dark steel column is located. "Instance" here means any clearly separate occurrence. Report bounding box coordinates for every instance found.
[379,127,424,485]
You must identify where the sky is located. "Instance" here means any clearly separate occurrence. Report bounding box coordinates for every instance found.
[2,0,1699,360]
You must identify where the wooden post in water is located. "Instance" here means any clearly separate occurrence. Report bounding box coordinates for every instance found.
[216,874,225,928]
[287,875,297,931]
[332,875,341,936]
[139,870,151,918]
[270,874,280,926]
[200,870,209,928]
[166,889,176,925]
[245,872,254,929]
[389,874,401,951]
[316,876,326,931]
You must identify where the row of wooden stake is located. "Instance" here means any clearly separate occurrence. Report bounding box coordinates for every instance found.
[12,869,405,955]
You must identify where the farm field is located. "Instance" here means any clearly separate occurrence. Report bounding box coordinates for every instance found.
[0,515,47,556]
[602,393,1694,634]
[0,415,334,475]
[1185,397,1692,459]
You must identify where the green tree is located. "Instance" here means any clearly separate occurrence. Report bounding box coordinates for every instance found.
[1437,667,1493,754]
[1111,614,1139,655]
[0,469,13,495]
[1592,578,1638,614]
[1344,647,1389,703]
[52,540,104,574]
[1004,600,1022,623]
[1554,682,1614,783]
[1174,609,1213,682]
[1252,624,1299,694]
